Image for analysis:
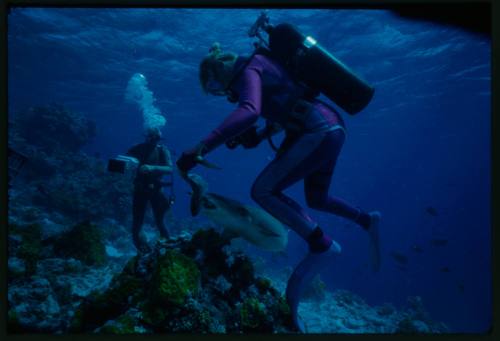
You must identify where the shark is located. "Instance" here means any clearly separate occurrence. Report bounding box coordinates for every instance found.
[182,172,288,252]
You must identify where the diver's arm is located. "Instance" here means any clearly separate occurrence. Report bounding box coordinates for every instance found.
[153,148,173,174]
[139,164,172,175]
[149,165,172,174]
[141,148,173,174]
[201,66,263,154]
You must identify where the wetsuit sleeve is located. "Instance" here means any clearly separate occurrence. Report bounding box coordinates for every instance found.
[201,66,262,153]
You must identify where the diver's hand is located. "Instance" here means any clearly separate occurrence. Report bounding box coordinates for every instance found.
[139,165,154,174]
[176,143,207,173]
[225,136,241,149]
[240,125,262,149]
[176,152,197,173]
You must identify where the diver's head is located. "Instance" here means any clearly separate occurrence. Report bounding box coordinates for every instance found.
[144,126,162,145]
[199,42,238,96]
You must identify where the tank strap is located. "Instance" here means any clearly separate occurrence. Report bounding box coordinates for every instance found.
[225,47,273,99]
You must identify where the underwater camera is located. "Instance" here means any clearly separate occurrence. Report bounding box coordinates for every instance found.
[107,155,139,175]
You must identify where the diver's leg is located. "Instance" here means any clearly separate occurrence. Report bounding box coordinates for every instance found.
[304,153,372,229]
[305,168,381,271]
[151,190,170,239]
[252,130,346,333]
[304,142,381,272]
[251,129,342,240]
[132,190,149,253]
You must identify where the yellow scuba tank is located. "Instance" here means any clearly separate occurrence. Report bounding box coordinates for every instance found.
[250,13,374,115]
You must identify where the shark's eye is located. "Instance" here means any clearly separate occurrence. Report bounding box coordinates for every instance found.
[203,198,217,210]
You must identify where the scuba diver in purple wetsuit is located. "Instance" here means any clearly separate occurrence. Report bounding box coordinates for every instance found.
[177,16,381,332]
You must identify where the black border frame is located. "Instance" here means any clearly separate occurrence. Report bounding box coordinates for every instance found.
[1,1,497,341]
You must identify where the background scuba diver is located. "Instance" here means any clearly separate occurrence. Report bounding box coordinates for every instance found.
[127,127,173,254]
[176,42,381,331]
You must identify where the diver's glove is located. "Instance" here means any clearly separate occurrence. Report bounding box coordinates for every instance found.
[176,143,207,173]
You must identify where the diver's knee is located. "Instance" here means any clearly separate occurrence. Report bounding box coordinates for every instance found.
[305,196,326,210]
[251,181,267,203]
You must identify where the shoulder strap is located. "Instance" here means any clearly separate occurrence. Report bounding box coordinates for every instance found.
[157,145,166,164]
[225,47,271,95]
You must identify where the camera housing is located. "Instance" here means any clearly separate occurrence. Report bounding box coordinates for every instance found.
[107,155,139,175]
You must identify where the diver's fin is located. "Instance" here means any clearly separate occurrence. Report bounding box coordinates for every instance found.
[285,241,341,333]
[368,211,382,272]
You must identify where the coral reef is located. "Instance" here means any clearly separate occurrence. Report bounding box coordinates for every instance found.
[69,229,294,334]
[51,220,107,267]
[9,223,43,276]
[302,274,327,302]
[6,103,450,333]
[7,217,450,334]
[150,250,201,306]
[9,104,133,225]
[265,281,449,334]
[10,103,96,154]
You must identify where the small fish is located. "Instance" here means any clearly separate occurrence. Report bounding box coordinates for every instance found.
[390,251,409,265]
[412,245,424,253]
[426,206,438,216]
[431,238,448,247]
[458,282,465,293]
[440,266,451,273]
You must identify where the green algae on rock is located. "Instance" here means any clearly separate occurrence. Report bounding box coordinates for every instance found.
[150,249,201,306]
[52,220,107,266]
[9,223,43,276]
[240,297,272,332]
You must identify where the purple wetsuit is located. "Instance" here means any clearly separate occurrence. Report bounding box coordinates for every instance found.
[201,54,370,245]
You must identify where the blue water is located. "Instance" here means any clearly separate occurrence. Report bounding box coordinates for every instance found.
[8,8,491,333]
